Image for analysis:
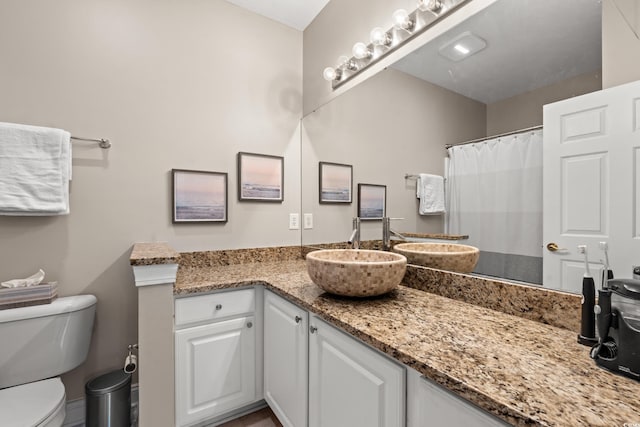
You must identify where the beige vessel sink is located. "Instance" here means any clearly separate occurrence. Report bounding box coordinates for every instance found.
[393,242,479,273]
[306,249,407,297]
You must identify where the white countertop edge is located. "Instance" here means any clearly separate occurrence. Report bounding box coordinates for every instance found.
[133,264,178,287]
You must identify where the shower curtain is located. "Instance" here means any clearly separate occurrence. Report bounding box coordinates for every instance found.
[445,129,543,283]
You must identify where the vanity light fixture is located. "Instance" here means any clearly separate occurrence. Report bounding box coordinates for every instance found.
[323,55,359,82]
[417,0,444,14]
[392,9,414,31]
[352,42,372,59]
[323,67,341,82]
[438,31,486,62]
[322,0,470,89]
[370,27,392,47]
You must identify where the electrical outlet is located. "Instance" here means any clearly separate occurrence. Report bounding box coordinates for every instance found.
[289,213,300,230]
[304,213,313,229]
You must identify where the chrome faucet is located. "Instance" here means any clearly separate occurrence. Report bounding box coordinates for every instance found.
[348,217,361,249]
[382,217,406,251]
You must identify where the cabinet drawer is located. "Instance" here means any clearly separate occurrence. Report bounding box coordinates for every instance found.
[175,288,255,327]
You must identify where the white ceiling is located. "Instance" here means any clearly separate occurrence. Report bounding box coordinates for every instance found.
[392,0,603,104]
[223,0,330,31]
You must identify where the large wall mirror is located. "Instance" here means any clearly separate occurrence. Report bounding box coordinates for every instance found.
[301,0,603,294]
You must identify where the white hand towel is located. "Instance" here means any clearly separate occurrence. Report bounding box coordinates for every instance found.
[417,173,445,215]
[0,122,71,215]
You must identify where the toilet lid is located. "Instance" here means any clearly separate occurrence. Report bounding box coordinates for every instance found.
[0,377,65,426]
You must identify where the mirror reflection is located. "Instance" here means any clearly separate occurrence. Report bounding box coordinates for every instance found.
[301,0,602,293]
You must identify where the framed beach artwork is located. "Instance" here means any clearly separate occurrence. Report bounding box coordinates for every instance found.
[237,152,284,202]
[357,183,386,220]
[172,169,227,223]
[319,162,352,204]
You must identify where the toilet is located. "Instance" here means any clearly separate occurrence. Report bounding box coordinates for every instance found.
[0,295,97,426]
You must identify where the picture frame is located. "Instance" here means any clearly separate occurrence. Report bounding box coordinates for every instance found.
[237,152,284,202]
[172,169,228,223]
[357,183,386,220]
[319,162,352,204]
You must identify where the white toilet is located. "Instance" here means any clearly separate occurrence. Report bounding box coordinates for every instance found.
[0,295,97,426]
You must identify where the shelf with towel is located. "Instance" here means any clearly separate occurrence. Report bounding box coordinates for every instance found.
[70,135,111,149]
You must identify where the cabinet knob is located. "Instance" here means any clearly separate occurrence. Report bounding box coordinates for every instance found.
[309,325,317,334]
[247,321,253,328]
[215,304,222,310]
[295,315,302,324]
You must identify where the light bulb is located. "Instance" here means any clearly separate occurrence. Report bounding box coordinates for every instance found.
[392,9,413,30]
[370,27,391,46]
[417,0,443,13]
[337,55,350,67]
[323,67,339,81]
[352,42,372,59]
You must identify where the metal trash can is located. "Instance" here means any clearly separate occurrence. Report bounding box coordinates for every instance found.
[85,370,132,427]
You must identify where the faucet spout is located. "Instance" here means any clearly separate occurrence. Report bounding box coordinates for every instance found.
[382,217,406,251]
[348,217,361,249]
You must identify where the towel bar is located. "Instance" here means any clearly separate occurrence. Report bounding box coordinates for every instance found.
[70,136,111,149]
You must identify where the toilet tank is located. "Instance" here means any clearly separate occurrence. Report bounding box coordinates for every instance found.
[0,294,97,389]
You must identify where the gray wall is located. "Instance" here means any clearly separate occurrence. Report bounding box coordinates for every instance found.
[603,0,640,88]
[302,68,486,245]
[0,0,302,399]
[486,71,602,135]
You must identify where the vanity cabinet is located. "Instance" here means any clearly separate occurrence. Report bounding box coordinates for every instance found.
[174,288,258,427]
[406,367,509,427]
[263,291,308,427]
[263,291,405,427]
[308,315,405,427]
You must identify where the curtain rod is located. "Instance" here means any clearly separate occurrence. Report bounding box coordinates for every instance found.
[445,125,543,149]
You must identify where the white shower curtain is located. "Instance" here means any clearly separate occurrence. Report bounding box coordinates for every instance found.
[445,129,543,283]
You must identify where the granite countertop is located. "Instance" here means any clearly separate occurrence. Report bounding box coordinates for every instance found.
[130,242,180,266]
[175,259,640,427]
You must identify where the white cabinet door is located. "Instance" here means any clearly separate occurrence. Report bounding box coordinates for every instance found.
[406,367,509,427]
[308,316,405,427]
[264,291,308,427]
[175,316,256,427]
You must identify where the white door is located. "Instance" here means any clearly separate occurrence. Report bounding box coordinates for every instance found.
[264,291,308,427]
[308,316,405,427]
[543,79,640,292]
[175,316,256,426]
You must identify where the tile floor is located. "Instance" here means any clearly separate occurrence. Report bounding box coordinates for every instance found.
[218,407,283,427]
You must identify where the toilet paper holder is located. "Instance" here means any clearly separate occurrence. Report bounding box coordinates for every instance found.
[124,344,138,374]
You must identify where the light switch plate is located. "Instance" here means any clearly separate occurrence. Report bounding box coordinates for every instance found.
[289,213,300,230]
[304,213,313,229]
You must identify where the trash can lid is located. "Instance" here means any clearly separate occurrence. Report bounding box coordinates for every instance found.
[85,370,132,395]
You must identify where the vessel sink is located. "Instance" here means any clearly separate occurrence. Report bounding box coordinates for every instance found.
[306,249,407,297]
[393,242,479,273]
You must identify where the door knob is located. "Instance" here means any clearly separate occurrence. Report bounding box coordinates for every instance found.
[295,315,302,324]
[309,326,318,334]
[546,242,567,252]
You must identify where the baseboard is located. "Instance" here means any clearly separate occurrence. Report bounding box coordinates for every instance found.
[63,383,139,427]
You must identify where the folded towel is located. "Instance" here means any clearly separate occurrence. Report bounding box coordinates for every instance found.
[0,122,71,215]
[417,173,445,215]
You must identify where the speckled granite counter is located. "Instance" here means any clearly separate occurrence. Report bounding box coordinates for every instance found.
[174,257,640,427]
[130,242,180,265]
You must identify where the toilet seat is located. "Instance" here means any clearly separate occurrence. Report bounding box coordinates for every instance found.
[0,377,66,427]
